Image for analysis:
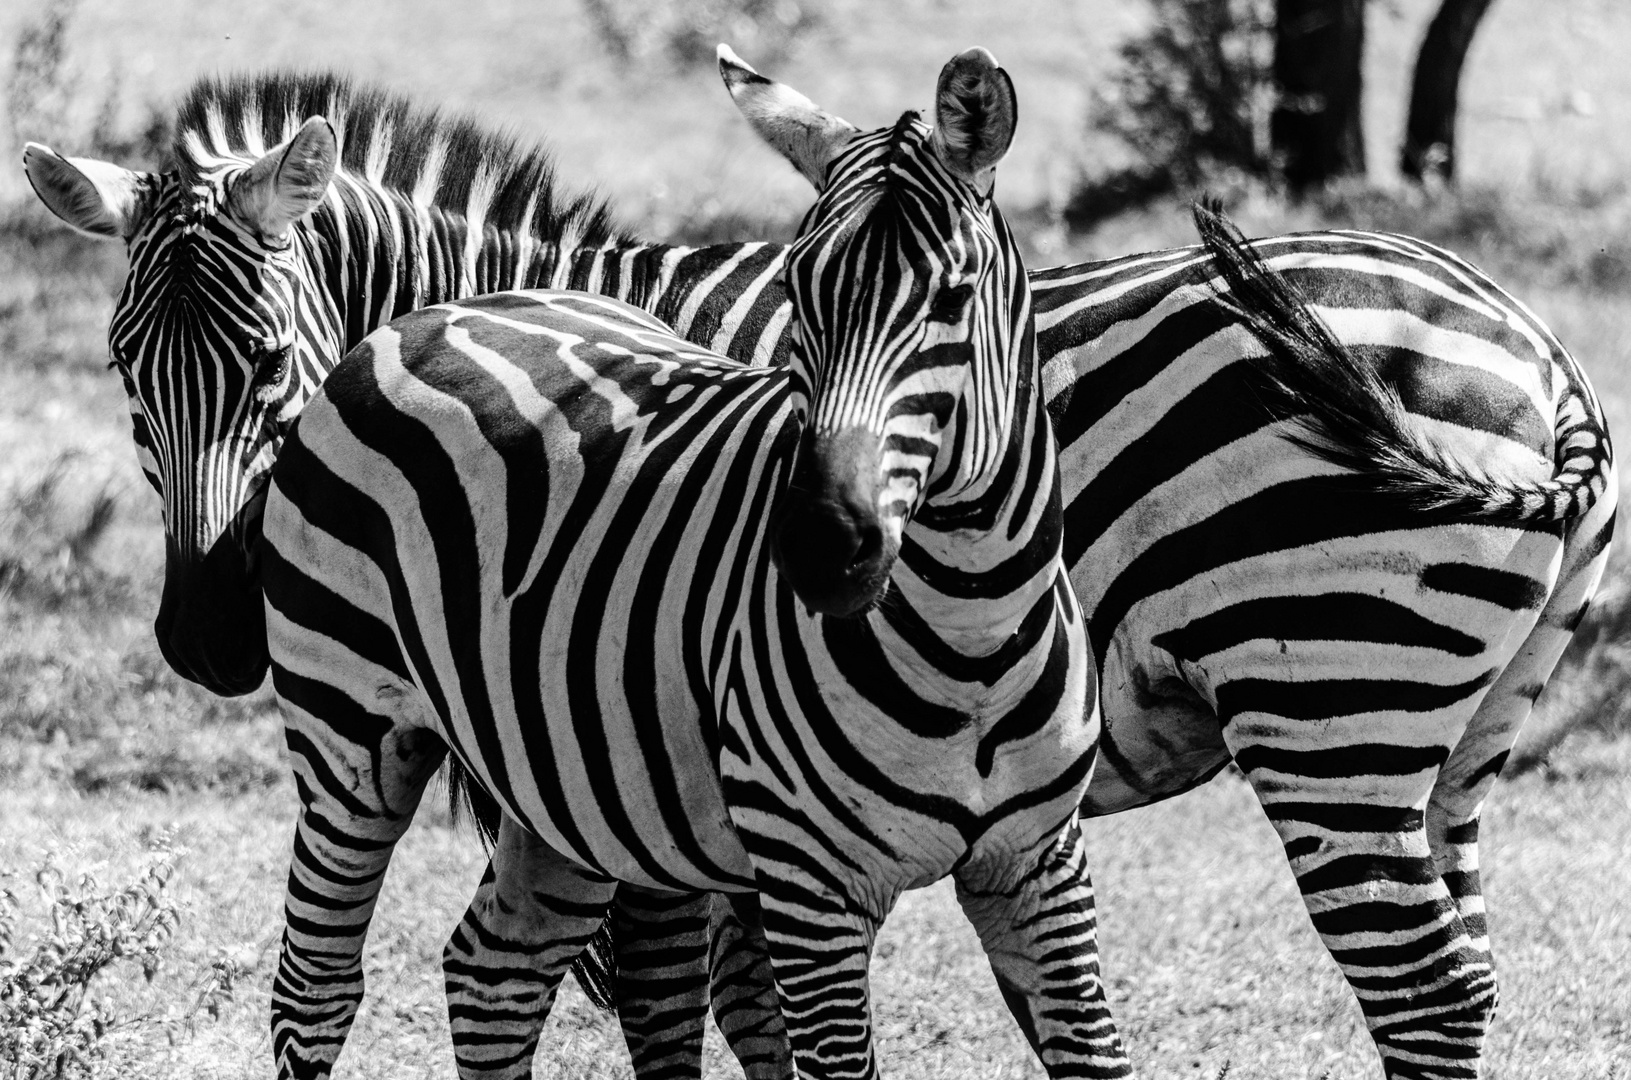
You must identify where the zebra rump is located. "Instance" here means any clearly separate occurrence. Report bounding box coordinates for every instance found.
[1192,198,1605,526]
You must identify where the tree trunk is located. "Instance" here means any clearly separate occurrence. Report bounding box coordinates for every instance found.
[1272,0,1367,190]
[1400,0,1497,183]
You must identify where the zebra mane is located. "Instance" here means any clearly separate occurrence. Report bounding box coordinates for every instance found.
[170,70,632,247]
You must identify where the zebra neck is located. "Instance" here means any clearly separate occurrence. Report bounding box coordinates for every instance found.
[310,182,790,369]
[895,395,1065,661]
[308,180,702,357]
[555,241,702,310]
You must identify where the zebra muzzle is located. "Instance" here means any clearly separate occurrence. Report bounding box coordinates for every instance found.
[155,525,269,696]
[771,426,897,618]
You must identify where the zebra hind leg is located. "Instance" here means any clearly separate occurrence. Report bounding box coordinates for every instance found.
[271,709,447,1080]
[443,816,617,1080]
[1231,732,1495,1080]
[1422,662,1554,1028]
[953,817,1133,1079]
[706,892,793,1080]
[597,887,792,1080]
[608,885,713,1079]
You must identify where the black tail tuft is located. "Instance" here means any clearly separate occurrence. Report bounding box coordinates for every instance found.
[446,759,502,850]
[444,759,620,1012]
[571,923,620,1012]
[1190,199,1593,525]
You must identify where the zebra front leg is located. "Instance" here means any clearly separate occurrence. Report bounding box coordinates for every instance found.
[954,817,1133,1079]
[1230,735,1495,1079]
[609,885,713,1079]
[271,699,447,1079]
[751,870,885,1080]
[443,816,617,1080]
[707,892,794,1080]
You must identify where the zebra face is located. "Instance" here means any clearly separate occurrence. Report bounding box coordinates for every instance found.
[722,46,1019,617]
[25,120,338,694]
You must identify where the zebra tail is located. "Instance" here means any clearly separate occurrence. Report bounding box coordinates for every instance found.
[1191,198,1608,526]
[445,759,619,1011]
[446,758,502,848]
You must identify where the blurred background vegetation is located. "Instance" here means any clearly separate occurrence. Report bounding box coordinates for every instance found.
[0,1,1627,1076]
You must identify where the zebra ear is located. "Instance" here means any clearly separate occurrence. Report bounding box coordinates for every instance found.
[718,44,858,191]
[929,48,1016,194]
[226,116,338,243]
[22,143,158,241]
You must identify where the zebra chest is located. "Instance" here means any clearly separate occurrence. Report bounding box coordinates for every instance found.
[717,588,1098,879]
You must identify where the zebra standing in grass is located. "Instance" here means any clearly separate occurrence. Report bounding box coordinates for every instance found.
[264,47,1133,1080]
[25,75,795,1078]
[24,53,1614,1080]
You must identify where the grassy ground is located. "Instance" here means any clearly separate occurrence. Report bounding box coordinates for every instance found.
[2,0,1630,1076]
[3,738,1628,1079]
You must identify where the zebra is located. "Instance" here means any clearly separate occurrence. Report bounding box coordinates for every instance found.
[23,55,1614,1079]
[24,73,794,1079]
[262,46,1135,1080]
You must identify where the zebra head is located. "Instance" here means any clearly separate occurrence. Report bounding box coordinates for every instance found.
[23,117,341,694]
[721,45,1024,618]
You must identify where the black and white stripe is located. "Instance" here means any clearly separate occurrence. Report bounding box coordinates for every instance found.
[25,66,1614,1080]
[263,52,1132,1080]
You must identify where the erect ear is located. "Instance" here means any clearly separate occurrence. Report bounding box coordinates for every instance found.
[929,47,1016,194]
[718,44,858,191]
[225,116,338,243]
[23,143,158,241]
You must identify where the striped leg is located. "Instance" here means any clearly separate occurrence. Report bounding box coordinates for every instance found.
[954,818,1133,1079]
[1425,505,1618,1008]
[585,887,792,1080]
[443,817,617,1080]
[610,886,713,1079]
[1229,729,1493,1079]
[707,893,794,1080]
[753,872,885,1080]
[1421,683,1535,1026]
[271,710,446,1079]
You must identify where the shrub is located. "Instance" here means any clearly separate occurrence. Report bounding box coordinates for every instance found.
[0,854,180,1080]
[1068,0,1275,228]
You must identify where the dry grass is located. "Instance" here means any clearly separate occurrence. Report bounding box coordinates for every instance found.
[1,737,1627,1078]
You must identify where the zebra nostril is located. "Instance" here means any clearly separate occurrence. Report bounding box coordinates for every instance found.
[848,519,884,574]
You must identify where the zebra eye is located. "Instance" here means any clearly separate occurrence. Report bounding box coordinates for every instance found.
[927,283,974,324]
[252,344,293,395]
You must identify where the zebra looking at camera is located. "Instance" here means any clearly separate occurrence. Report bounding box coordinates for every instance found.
[25,75,793,1077]
[262,47,1133,1080]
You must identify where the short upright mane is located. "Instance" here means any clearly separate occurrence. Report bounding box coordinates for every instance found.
[171,70,630,247]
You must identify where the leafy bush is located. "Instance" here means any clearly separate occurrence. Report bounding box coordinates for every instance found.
[0,854,180,1080]
[1069,0,1275,227]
